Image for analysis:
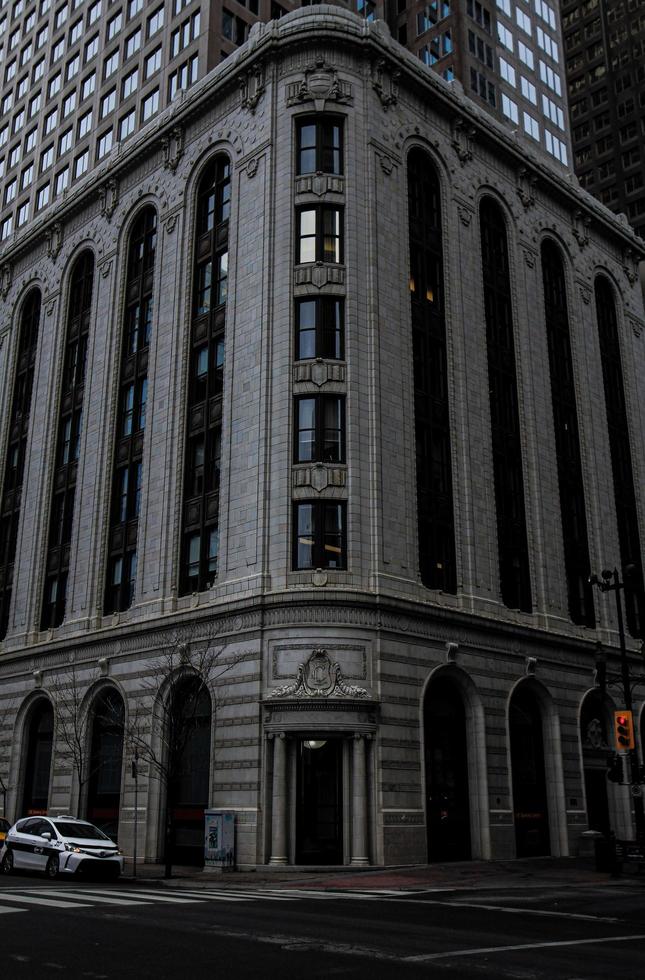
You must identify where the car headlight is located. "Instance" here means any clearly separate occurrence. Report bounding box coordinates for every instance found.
[64,844,82,853]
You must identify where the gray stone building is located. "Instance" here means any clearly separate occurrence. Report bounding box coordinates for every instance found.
[1,9,644,869]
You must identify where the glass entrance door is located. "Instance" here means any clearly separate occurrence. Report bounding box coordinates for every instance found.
[296,739,343,865]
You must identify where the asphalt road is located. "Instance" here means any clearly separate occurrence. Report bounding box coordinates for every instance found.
[1,871,645,979]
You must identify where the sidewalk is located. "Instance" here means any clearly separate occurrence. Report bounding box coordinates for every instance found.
[118,855,644,891]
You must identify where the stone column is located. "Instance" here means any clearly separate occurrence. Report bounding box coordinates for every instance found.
[351,733,369,866]
[269,734,288,865]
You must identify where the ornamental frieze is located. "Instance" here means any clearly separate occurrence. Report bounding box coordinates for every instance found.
[269,648,369,699]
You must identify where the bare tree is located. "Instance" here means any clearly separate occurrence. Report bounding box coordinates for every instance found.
[123,626,232,878]
[49,664,95,818]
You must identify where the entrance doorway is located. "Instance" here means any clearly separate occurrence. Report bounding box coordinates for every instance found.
[296,739,343,864]
[424,677,472,861]
[510,687,550,857]
[580,692,611,837]
[21,700,54,817]
[86,688,125,841]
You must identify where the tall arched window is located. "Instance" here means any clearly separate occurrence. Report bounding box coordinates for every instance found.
[407,148,456,593]
[21,699,54,816]
[594,276,644,637]
[86,688,125,840]
[168,678,212,865]
[424,676,471,861]
[104,207,157,614]
[479,199,532,613]
[41,251,94,629]
[0,288,41,639]
[179,156,230,595]
[541,241,594,627]
[509,687,550,857]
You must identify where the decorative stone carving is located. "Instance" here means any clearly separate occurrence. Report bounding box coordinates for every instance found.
[516,167,537,209]
[371,58,399,110]
[580,285,591,305]
[100,259,113,278]
[629,317,643,338]
[295,174,343,197]
[523,249,536,268]
[33,669,42,688]
[246,156,259,178]
[97,657,109,676]
[572,209,591,248]
[622,247,639,285]
[295,264,345,288]
[525,656,537,675]
[378,152,394,176]
[268,648,369,699]
[292,466,346,492]
[99,179,119,221]
[162,126,185,172]
[46,223,63,261]
[451,118,476,165]
[165,214,178,234]
[445,641,459,663]
[584,718,608,750]
[0,264,11,299]
[312,569,328,587]
[286,58,352,111]
[239,63,265,113]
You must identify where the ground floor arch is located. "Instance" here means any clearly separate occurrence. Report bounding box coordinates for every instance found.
[21,699,54,818]
[509,685,550,857]
[86,687,125,841]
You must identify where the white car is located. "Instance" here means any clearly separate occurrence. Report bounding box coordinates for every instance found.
[0,816,123,879]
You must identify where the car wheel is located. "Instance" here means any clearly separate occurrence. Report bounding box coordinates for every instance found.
[45,855,59,880]
[1,850,14,874]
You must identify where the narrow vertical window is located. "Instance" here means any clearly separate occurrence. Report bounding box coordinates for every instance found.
[179,156,230,595]
[41,252,94,629]
[595,276,644,637]
[0,288,41,639]
[104,208,157,614]
[479,198,532,612]
[407,148,456,593]
[541,241,594,627]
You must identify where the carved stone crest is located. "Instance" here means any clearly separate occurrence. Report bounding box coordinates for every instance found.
[99,178,119,221]
[457,206,473,227]
[572,209,591,248]
[629,316,643,338]
[286,58,352,111]
[451,118,476,165]
[378,152,394,176]
[0,263,12,299]
[523,248,536,268]
[371,58,399,110]
[46,223,63,261]
[623,247,639,285]
[584,717,607,750]
[162,126,185,172]
[269,648,369,699]
[246,156,259,178]
[239,63,265,113]
[580,285,591,305]
[516,167,537,210]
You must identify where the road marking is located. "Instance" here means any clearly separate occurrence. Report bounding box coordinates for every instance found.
[404,933,645,962]
[0,905,23,914]
[78,888,204,904]
[0,893,91,909]
[413,899,620,923]
[25,889,152,906]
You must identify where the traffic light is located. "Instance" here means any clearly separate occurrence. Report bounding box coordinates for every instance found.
[614,710,635,751]
[607,754,623,783]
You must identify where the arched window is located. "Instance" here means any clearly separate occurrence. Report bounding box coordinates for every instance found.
[580,691,611,837]
[168,678,212,865]
[424,676,471,861]
[594,276,644,637]
[541,241,594,627]
[179,157,230,595]
[0,288,41,639]
[21,699,54,816]
[479,199,531,613]
[86,688,125,840]
[41,251,94,629]
[407,148,456,593]
[509,687,550,857]
[104,207,157,614]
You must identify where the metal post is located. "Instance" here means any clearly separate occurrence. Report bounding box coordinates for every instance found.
[132,748,138,879]
[612,570,645,841]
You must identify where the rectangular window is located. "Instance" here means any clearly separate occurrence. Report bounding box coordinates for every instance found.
[1,216,13,240]
[518,40,534,68]
[33,57,46,81]
[107,11,122,40]
[125,27,141,58]
[515,7,531,35]
[51,38,65,62]
[144,45,162,79]
[77,109,92,138]
[58,127,73,155]
[85,33,99,62]
[36,182,50,209]
[119,109,135,140]
[28,92,41,118]
[168,54,198,99]
[69,18,83,45]
[81,71,96,99]
[66,52,80,79]
[296,116,343,176]
[293,501,346,570]
[40,143,54,170]
[62,90,77,117]
[147,5,164,37]
[294,395,345,464]
[100,87,116,118]
[87,0,101,24]
[55,3,68,29]
[17,201,29,226]
[297,206,343,264]
[55,166,69,194]
[141,87,159,121]
[295,297,344,360]
[48,71,62,96]
[544,128,568,165]
[501,92,518,124]
[104,48,119,78]
[128,0,142,15]
[122,67,138,99]
[520,75,537,103]
[74,147,89,177]
[25,126,38,151]
[497,21,513,51]
[523,110,539,140]
[539,59,561,94]
[499,56,516,87]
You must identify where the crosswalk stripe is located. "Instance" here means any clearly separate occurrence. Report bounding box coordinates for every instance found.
[128,889,252,902]
[77,888,204,904]
[0,906,23,914]
[25,889,152,907]
[0,894,91,909]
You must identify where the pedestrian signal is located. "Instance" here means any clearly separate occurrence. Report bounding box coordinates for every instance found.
[614,711,635,751]
[607,754,623,783]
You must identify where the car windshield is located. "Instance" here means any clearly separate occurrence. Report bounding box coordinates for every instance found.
[54,822,111,840]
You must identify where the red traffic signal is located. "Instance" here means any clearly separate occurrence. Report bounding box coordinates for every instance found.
[614,710,635,751]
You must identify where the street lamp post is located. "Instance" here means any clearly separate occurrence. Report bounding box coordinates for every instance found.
[590,567,645,841]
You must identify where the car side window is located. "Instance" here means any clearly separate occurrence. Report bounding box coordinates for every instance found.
[19,818,39,834]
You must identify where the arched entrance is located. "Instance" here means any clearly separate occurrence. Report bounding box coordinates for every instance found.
[510,686,550,857]
[580,691,611,836]
[168,679,211,866]
[86,688,125,841]
[424,676,471,861]
[21,700,54,817]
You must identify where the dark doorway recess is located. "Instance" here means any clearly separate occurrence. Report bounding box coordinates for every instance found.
[169,681,211,866]
[86,688,125,841]
[580,692,611,838]
[424,677,472,862]
[510,688,551,857]
[296,738,343,865]
[21,700,54,817]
